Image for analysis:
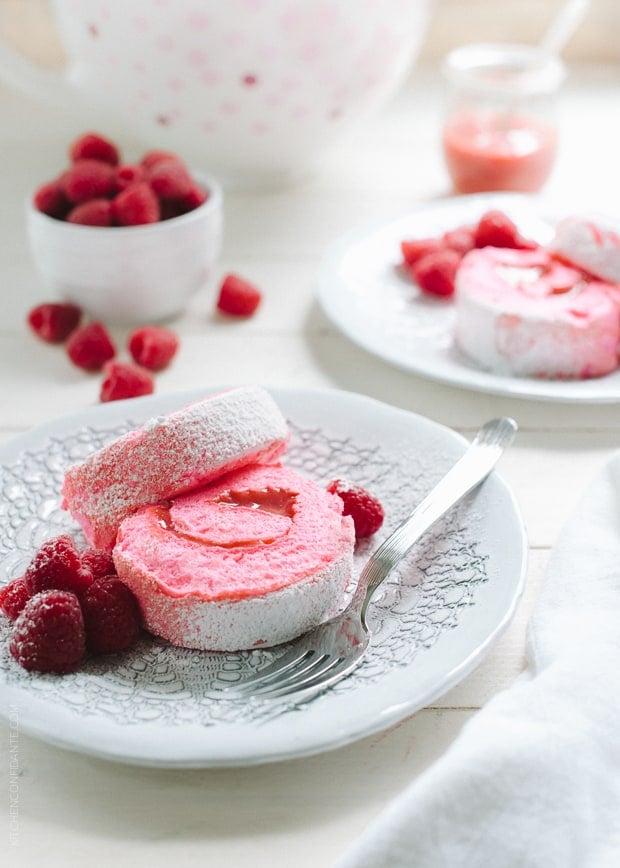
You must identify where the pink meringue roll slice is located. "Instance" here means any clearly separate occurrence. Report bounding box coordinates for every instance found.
[550,216,620,285]
[113,463,356,651]
[455,247,620,379]
[62,385,289,549]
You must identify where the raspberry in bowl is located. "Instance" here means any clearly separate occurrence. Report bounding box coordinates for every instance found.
[27,133,223,324]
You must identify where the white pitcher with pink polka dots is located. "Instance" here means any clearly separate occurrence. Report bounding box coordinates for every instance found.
[0,0,432,185]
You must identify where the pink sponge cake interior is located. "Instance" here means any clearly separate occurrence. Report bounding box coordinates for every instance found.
[113,463,356,651]
[62,385,289,550]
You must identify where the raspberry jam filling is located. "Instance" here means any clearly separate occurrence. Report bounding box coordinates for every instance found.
[217,486,296,515]
[154,486,297,548]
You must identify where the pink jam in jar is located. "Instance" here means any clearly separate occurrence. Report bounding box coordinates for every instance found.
[442,43,565,194]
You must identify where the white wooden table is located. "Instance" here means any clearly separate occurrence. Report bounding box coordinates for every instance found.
[1,61,619,867]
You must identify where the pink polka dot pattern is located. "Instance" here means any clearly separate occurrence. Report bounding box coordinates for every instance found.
[48,0,430,180]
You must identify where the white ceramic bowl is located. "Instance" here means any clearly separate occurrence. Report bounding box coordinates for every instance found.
[0,0,434,187]
[26,173,223,324]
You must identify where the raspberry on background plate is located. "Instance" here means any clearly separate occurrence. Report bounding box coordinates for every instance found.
[412,248,461,298]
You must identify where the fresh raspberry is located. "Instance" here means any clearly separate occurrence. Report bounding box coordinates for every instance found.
[412,248,461,297]
[27,301,82,343]
[160,183,210,220]
[400,237,442,267]
[24,534,93,596]
[80,548,116,581]
[9,590,85,674]
[148,158,194,200]
[327,480,385,538]
[66,321,116,371]
[80,577,141,654]
[33,178,71,219]
[69,131,120,166]
[442,226,476,255]
[0,578,31,621]
[100,361,155,402]
[216,273,262,317]
[127,325,179,370]
[474,210,538,250]
[113,163,146,192]
[111,182,160,226]
[67,198,113,226]
[181,183,209,210]
[159,199,186,221]
[140,149,180,171]
[61,159,115,203]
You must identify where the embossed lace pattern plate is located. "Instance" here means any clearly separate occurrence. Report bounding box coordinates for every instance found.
[317,192,620,403]
[0,388,527,767]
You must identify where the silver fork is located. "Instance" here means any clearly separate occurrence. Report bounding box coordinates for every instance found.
[218,417,517,707]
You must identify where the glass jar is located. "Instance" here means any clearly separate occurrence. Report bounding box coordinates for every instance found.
[442,43,565,194]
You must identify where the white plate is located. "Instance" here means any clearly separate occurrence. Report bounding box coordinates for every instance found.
[0,387,527,767]
[317,192,620,403]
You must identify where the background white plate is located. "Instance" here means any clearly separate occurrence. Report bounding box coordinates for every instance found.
[0,387,527,767]
[317,192,620,403]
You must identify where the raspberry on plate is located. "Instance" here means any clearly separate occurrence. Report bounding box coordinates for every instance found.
[327,480,385,538]
[216,273,262,317]
[400,237,442,267]
[69,131,120,166]
[112,182,160,226]
[412,248,461,298]
[67,198,113,227]
[66,321,116,371]
[61,159,115,203]
[80,548,116,582]
[24,534,93,596]
[9,590,85,673]
[127,325,179,371]
[80,577,141,655]
[442,225,476,255]
[100,361,155,402]
[0,578,31,621]
[27,301,82,343]
[474,209,538,250]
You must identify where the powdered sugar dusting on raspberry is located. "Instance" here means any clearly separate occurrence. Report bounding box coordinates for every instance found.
[61,386,289,550]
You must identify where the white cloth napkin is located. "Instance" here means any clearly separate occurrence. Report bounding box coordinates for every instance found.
[335,453,620,868]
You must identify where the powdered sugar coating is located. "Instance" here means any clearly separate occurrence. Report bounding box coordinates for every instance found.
[61,386,289,549]
[113,463,355,651]
[455,246,620,379]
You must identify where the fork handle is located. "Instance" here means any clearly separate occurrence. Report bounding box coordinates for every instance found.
[358,417,517,624]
